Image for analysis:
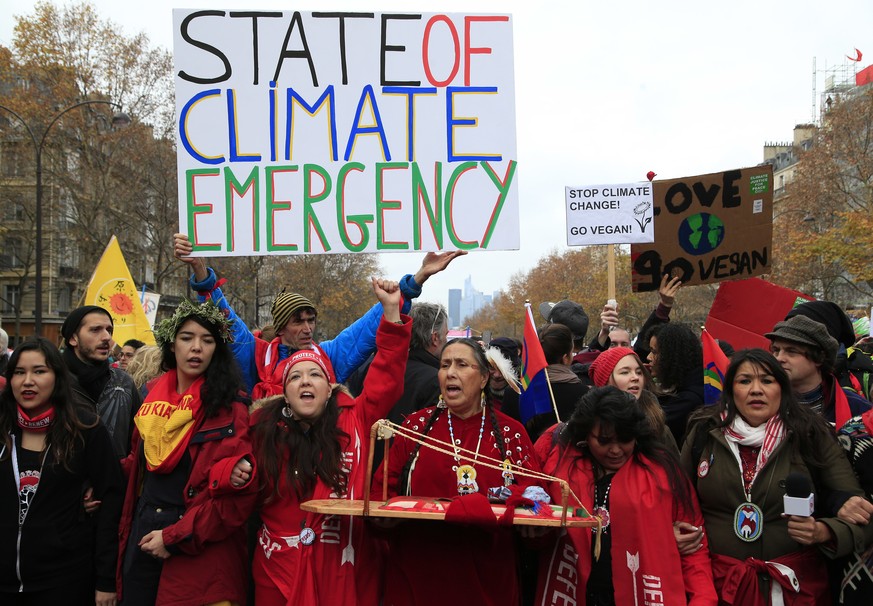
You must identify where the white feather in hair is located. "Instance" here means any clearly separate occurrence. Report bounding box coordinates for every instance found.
[485,347,522,394]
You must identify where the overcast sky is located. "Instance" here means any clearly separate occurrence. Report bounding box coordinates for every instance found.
[2,0,871,307]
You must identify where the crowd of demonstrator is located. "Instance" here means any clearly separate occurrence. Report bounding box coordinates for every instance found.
[2,240,872,606]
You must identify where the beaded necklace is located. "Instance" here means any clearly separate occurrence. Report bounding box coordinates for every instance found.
[592,473,614,532]
[446,405,487,495]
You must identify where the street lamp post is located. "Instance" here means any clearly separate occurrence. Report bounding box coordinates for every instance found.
[0,101,130,336]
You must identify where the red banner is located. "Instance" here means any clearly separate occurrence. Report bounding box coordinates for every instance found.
[704,278,813,350]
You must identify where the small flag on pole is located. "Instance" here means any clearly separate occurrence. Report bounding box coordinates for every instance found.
[702,328,729,406]
[519,304,552,424]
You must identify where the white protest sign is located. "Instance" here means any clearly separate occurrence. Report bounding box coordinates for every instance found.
[173,10,519,256]
[565,183,654,246]
[140,291,161,329]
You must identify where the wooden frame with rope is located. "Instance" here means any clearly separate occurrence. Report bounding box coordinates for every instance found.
[302,419,602,532]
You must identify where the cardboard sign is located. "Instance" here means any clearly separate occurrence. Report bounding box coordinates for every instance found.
[630,166,774,292]
[172,10,519,256]
[564,182,654,246]
[704,278,813,350]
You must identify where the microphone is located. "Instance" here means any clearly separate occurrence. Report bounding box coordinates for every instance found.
[783,472,815,517]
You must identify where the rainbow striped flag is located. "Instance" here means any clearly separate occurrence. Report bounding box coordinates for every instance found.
[702,329,730,406]
[520,304,551,424]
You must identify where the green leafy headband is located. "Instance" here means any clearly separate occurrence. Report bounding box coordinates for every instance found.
[154,299,234,347]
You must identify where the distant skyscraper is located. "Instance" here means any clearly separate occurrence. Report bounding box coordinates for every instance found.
[456,275,491,327]
[448,289,461,328]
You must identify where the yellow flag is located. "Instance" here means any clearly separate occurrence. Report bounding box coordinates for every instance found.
[84,236,156,345]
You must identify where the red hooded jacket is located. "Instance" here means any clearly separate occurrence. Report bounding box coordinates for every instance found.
[116,393,257,605]
[251,316,411,606]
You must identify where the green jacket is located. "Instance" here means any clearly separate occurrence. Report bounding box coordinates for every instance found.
[680,419,866,563]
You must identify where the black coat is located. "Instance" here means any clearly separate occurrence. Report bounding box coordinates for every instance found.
[347,347,441,468]
[390,348,441,424]
[0,409,124,594]
[347,348,440,424]
[657,370,705,445]
[524,381,589,443]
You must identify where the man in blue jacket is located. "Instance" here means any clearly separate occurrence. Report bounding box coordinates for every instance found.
[173,234,463,397]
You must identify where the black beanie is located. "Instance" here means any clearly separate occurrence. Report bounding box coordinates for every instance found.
[785,301,854,349]
[61,306,113,345]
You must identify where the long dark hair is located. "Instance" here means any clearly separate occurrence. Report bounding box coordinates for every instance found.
[0,338,95,469]
[160,315,243,418]
[556,386,693,511]
[252,389,350,501]
[398,338,507,495]
[688,349,835,466]
[649,323,702,391]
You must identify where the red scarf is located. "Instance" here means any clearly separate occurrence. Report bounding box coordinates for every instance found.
[538,453,709,604]
[605,455,700,605]
[254,340,335,400]
[17,405,54,432]
[832,377,852,429]
[134,372,206,473]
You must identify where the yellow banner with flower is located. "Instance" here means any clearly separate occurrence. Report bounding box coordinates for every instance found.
[84,236,156,345]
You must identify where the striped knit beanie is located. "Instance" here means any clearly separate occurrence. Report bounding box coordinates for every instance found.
[271,291,317,331]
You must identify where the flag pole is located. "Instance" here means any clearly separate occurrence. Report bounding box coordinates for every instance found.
[525,301,561,422]
[545,366,561,422]
[607,244,616,302]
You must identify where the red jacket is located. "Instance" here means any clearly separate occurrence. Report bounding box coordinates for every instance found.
[116,392,257,605]
[251,316,411,606]
[535,425,717,606]
[373,403,541,606]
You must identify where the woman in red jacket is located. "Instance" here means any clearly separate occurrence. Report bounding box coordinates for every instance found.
[116,300,257,605]
[376,337,542,606]
[249,278,409,606]
[535,386,717,606]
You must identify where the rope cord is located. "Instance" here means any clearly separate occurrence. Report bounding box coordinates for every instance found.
[379,418,586,508]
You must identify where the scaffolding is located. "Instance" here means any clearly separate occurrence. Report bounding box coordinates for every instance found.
[815,53,865,124]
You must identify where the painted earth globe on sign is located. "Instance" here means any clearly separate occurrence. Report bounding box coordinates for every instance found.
[677,212,725,256]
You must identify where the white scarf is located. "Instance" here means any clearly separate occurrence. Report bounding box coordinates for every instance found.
[722,412,786,492]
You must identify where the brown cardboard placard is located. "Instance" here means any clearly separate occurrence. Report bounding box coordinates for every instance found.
[630,165,773,292]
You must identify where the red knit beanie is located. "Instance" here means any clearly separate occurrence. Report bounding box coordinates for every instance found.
[589,347,638,387]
